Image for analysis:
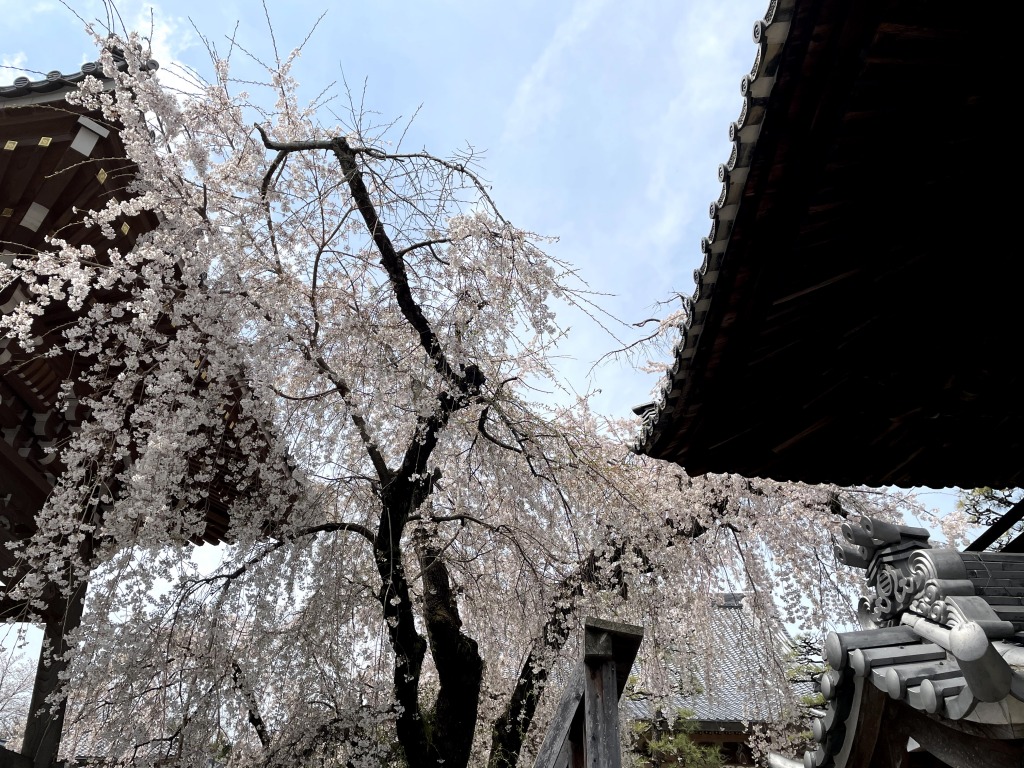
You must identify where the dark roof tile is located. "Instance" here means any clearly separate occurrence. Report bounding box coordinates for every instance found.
[1,54,158,102]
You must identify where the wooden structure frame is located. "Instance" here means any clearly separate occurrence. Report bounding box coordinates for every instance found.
[631,0,1021,766]
[1,57,159,768]
[533,618,644,768]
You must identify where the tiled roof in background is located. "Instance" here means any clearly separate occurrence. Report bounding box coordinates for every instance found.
[623,593,805,729]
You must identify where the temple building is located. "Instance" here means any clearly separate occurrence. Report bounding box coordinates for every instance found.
[633,0,1022,766]
[1,54,283,767]
[624,593,808,767]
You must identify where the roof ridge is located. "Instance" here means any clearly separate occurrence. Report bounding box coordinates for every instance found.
[0,50,158,102]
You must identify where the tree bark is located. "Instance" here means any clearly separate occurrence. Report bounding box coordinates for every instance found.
[375,479,430,768]
[418,544,483,768]
[259,127,491,768]
[488,537,639,768]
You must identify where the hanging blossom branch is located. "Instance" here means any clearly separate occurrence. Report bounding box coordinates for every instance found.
[253,124,484,398]
[253,122,494,768]
[0,28,925,768]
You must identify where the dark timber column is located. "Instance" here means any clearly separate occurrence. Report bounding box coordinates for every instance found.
[583,624,622,768]
[20,578,87,768]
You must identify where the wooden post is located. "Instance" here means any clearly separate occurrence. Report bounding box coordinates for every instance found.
[534,618,643,768]
[583,649,619,768]
[19,578,87,768]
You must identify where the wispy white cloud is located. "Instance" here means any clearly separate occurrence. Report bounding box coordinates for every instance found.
[502,0,611,144]
[641,3,760,277]
[124,2,203,96]
[0,0,57,28]
[1,51,28,73]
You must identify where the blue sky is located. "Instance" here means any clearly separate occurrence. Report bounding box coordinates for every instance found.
[1,0,770,419]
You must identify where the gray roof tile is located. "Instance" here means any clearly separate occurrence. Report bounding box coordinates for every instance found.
[623,594,806,727]
[0,51,158,102]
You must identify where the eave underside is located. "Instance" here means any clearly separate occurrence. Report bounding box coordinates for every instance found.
[0,101,238,586]
[640,0,1018,489]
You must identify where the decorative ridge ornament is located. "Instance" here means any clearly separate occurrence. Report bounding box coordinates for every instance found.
[804,517,1024,767]
[834,516,931,626]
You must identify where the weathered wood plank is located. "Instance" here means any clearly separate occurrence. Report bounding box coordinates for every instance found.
[584,658,619,768]
[534,619,643,768]
[533,664,584,768]
[553,736,571,768]
[582,616,643,700]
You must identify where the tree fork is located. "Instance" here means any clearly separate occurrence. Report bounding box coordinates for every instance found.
[374,528,430,768]
[374,400,473,766]
[255,125,483,397]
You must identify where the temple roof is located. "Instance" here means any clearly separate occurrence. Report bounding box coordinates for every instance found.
[1,89,166,587]
[634,0,1018,489]
[1,64,279,593]
[623,593,801,728]
[807,516,1024,766]
[0,53,158,104]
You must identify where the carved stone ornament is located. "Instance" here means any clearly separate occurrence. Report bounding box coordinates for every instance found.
[806,517,1024,767]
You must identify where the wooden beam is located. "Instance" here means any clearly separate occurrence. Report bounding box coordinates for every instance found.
[842,681,886,768]
[965,498,1024,552]
[897,699,1023,768]
[842,684,1024,768]
[869,693,911,768]
[999,527,1024,554]
[534,664,584,768]
[581,617,643,700]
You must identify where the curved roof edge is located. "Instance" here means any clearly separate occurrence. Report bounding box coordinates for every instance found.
[0,51,158,104]
[810,629,1024,767]
[633,0,796,456]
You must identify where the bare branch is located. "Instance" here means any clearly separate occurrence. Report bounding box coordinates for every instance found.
[396,237,452,259]
[254,124,482,397]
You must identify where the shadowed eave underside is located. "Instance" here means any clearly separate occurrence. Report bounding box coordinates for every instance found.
[1,72,286,594]
[634,0,1018,490]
